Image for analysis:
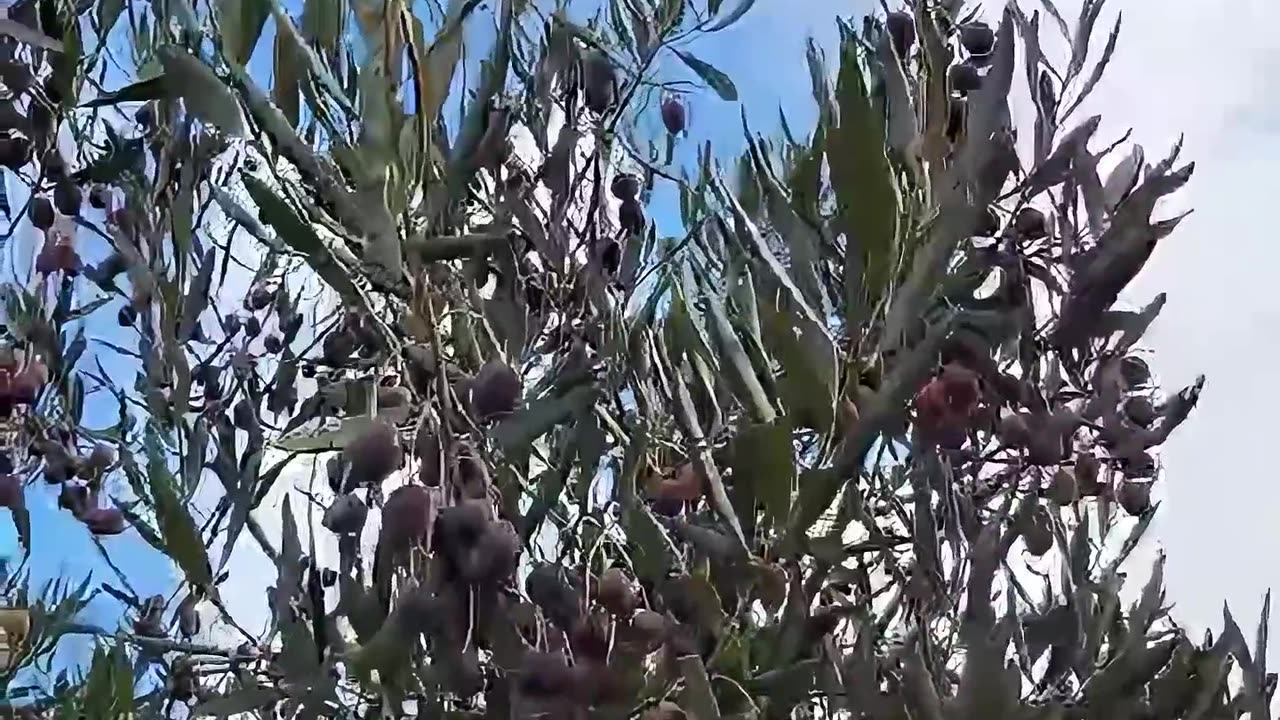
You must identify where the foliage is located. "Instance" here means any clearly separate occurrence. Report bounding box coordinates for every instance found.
[0,0,1260,717]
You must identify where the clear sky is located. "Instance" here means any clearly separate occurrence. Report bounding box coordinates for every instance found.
[3,0,1278,683]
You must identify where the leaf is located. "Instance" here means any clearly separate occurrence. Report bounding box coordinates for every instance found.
[678,655,722,720]
[272,415,379,452]
[490,385,597,455]
[731,421,795,530]
[1103,144,1143,211]
[675,50,738,101]
[81,76,168,107]
[1063,13,1121,120]
[272,20,302,128]
[157,46,247,137]
[828,28,899,322]
[219,0,271,67]
[705,0,756,32]
[146,437,214,589]
[212,186,277,245]
[268,0,355,117]
[192,687,281,716]
[0,17,63,51]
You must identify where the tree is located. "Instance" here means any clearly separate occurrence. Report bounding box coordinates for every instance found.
[0,0,1263,716]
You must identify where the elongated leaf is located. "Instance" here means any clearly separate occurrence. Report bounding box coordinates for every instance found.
[158,46,247,137]
[675,50,738,101]
[268,0,356,117]
[732,421,795,530]
[192,687,281,716]
[147,439,214,589]
[828,28,899,323]
[679,655,722,720]
[706,0,756,32]
[81,76,167,107]
[490,385,597,455]
[273,415,379,452]
[272,22,302,128]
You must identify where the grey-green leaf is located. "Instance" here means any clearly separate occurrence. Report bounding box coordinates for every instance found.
[158,46,247,137]
[675,50,738,101]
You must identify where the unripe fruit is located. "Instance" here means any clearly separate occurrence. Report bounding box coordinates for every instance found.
[518,651,574,698]
[462,519,519,583]
[1117,480,1152,516]
[959,22,995,56]
[263,335,283,355]
[244,316,261,336]
[57,482,88,516]
[245,285,274,311]
[322,493,368,535]
[629,609,668,652]
[660,95,686,135]
[435,501,489,553]
[1014,206,1047,239]
[569,613,611,661]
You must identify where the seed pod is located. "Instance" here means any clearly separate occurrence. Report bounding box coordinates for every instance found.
[117,305,137,327]
[569,612,610,661]
[885,11,915,58]
[1074,453,1101,496]
[1117,480,1152,516]
[1047,468,1077,506]
[0,135,30,170]
[597,567,636,616]
[44,456,72,484]
[975,206,1000,236]
[526,563,582,631]
[949,62,982,95]
[82,507,126,535]
[629,609,668,652]
[322,493,369,535]
[263,335,283,355]
[380,484,433,551]
[946,96,966,143]
[28,196,54,230]
[1119,356,1152,389]
[583,50,617,114]
[462,519,519,584]
[610,173,640,201]
[322,328,357,364]
[244,316,262,336]
[471,359,521,421]
[619,198,645,234]
[53,180,81,216]
[343,421,402,488]
[660,95,686,135]
[653,463,702,502]
[959,22,995,56]
[455,449,489,499]
[1013,207,1047,239]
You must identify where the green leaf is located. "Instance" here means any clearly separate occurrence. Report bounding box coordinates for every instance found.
[158,46,247,137]
[271,20,302,128]
[679,655,722,720]
[675,50,738,101]
[731,421,795,531]
[827,29,899,324]
[490,385,597,455]
[706,0,756,32]
[146,435,214,589]
[192,687,281,716]
[268,0,356,117]
[82,77,168,107]
[218,0,271,67]
[272,415,379,452]
[95,0,126,40]
[624,504,677,582]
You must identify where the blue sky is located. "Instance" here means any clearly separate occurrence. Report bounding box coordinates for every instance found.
[4,0,1279,685]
